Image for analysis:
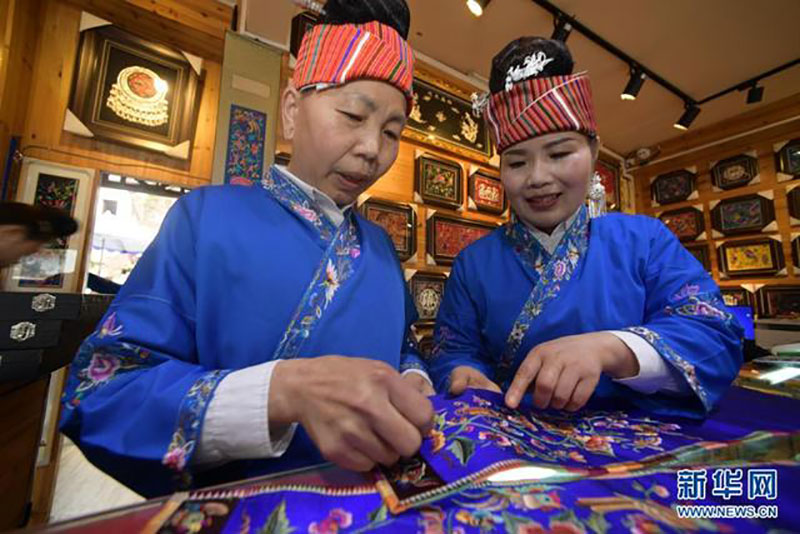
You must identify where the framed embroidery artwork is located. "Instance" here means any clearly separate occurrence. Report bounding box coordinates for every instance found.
[720,287,754,308]
[289,11,318,58]
[788,187,800,224]
[415,154,464,210]
[5,159,94,293]
[468,169,506,215]
[793,234,800,273]
[359,198,417,262]
[711,154,759,190]
[405,75,492,160]
[710,194,776,237]
[775,138,800,180]
[426,213,496,265]
[717,238,785,278]
[684,244,710,271]
[757,285,800,319]
[66,23,203,159]
[223,105,266,186]
[595,157,621,211]
[650,170,696,205]
[659,206,705,242]
[408,272,448,323]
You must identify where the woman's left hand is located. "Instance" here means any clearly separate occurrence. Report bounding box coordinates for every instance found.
[505,332,639,411]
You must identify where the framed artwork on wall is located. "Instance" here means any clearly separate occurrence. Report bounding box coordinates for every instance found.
[791,234,800,274]
[290,11,318,58]
[359,198,417,262]
[710,154,759,190]
[405,75,492,161]
[684,243,710,271]
[468,169,506,215]
[408,271,448,324]
[650,170,697,205]
[223,105,267,186]
[426,213,496,265]
[757,286,800,319]
[719,287,754,309]
[415,154,464,210]
[5,159,94,293]
[710,194,776,237]
[775,138,800,181]
[66,24,203,160]
[594,157,621,211]
[788,186,800,224]
[717,238,785,278]
[659,206,705,242]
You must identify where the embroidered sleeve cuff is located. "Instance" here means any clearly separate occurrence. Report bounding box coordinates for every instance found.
[608,331,690,395]
[402,368,433,385]
[196,361,297,465]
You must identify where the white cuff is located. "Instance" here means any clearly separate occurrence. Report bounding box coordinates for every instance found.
[402,368,433,385]
[608,331,690,395]
[195,361,297,465]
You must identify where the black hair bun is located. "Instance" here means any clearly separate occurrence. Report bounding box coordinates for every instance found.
[489,37,574,94]
[320,0,411,40]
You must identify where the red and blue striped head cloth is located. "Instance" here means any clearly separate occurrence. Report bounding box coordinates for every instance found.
[484,73,597,154]
[292,21,415,114]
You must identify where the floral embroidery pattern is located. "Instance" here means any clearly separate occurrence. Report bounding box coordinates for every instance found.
[665,287,734,324]
[62,313,154,409]
[309,508,353,534]
[261,166,337,241]
[498,207,590,386]
[427,392,693,471]
[624,326,710,410]
[261,167,363,360]
[163,370,231,484]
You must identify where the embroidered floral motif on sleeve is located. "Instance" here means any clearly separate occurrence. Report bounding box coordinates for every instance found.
[623,326,709,409]
[163,369,231,485]
[666,286,734,323]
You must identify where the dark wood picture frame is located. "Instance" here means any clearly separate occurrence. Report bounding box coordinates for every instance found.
[426,213,496,265]
[68,25,203,159]
[408,271,448,324]
[757,285,800,318]
[792,234,800,273]
[405,75,493,161]
[711,194,775,236]
[659,206,705,242]
[788,187,800,222]
[717,238,785,278]
[685,243,710,271]
[711,154,759,190]
[359,198,417,262]
[415,154,464,210]
[776,138,800,178]
[651,170,697,205]
[468,169,506,215]
[720,287,755,309]
[290,11,318,58]
[595,156,621,211]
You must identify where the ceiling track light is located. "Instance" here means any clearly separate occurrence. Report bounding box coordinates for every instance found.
[746,84,764,104]
[551,16,572,42]
[674,103,701,131]
[466,0,491,17]
[621,68,646,101]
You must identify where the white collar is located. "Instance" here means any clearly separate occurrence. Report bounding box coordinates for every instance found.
[520,207,582,255]
[275,165,354,227]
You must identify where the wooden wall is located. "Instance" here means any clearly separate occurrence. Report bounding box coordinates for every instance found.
[632,94,800,290]
[18,0,222,189]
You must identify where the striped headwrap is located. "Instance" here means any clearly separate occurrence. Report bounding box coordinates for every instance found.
[483,72,597,154]
[292,21,415,114]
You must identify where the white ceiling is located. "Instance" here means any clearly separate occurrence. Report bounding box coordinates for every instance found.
[245,0,800,155]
